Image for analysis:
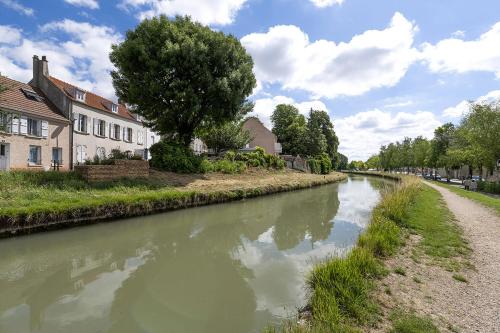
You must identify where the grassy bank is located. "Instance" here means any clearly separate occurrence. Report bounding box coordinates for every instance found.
[430,181,500,215]
[266,176,468,332]
[0,170,346,236]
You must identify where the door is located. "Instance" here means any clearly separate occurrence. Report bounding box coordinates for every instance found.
[0,143,10,171]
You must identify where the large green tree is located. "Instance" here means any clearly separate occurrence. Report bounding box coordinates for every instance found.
[307,109,339,161]
[110,15,256,146]
[199,121,251,154]
[271,104,307,156]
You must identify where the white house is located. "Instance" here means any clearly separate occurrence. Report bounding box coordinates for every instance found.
[30,55,148,166]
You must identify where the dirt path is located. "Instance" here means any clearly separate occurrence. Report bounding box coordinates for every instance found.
[373,182,500,333]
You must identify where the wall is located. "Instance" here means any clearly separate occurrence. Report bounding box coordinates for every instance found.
[243,118,279,155]
[74,160,149,181]
[0,119,70,171]
[72,103,147,164]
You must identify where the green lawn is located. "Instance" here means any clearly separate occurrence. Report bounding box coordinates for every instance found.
[430,181,500,216]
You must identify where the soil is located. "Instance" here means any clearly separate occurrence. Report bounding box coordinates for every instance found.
[371,182,500,333]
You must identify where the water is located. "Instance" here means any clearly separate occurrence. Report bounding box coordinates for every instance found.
[0,175,393,333]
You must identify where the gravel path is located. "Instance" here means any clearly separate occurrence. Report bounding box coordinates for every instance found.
[372,182,500,333]
[424,182,500,332]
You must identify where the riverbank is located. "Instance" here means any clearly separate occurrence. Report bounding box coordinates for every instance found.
[267,174,484,332]
[0,169,347,237]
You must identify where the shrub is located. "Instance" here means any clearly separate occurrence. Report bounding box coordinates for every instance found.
[477,180,500,194]
[150,140,202,173]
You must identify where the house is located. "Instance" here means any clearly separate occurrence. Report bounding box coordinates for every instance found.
[30,55,147,166]
[0,75,71,171]
[242,117,282,155]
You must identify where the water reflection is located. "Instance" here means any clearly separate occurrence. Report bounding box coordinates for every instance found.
[0,175,392,333]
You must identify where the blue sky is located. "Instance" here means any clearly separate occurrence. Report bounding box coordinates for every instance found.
[0,0,499,160]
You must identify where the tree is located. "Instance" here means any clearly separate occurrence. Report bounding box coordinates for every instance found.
[412,136,430,173]
[365,155,380,170]
[337,153,348,170]
[307,109,339,162]
[110,15,256,146]
[271,104,308,156]
[199,120,251,154]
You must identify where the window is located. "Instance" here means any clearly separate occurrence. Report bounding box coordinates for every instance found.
[111,103,118,113]
[21,88,44,102]
[112,124,121,140]
[27,118,40,136]
[75,89,85,102]
[125,127,133,142]
[76,145,87,164]
[29,145,41,165]
[77,114,87,133]
[0,112,10,133]
[52,147,63,164]
[96,119,106,137]
[0,144,5,156]
[96,147,106,160]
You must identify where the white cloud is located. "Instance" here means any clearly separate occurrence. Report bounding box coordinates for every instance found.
[119,0,248,25]
[443,90,500,118]
[0,26,22,44]
[241,12,419,99]
[0,20,122,99]
[384,100,413,108]
[451,30,466,38]
[335,109,441,160]
[422,22,500,78]
[64,0,99,9]
[251,95,328,128]
[309,0,344,8]
[0,0,34,16]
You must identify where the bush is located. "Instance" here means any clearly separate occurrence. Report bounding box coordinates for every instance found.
[477,180,500,194]
[150,140,202,173]
[308,154,332,174]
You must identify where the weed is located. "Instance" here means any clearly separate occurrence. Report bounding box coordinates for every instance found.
[394,267,406,276]
[412,277,422,284]
[452,274,468,283]
[389,311,439,333]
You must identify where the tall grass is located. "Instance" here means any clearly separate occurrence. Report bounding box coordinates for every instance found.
[266,176,421,332]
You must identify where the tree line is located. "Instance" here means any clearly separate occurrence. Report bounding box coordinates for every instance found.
[355,102,499,179]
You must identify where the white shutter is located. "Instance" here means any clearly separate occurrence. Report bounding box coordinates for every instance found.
[87,116,91,134]
[122,127,126,141]
[130,128,134,143]
[76,146,82,163]
[82,145,87,162]
[41,121,48,138]
[73,113,79,131]
[109,123,114,139]
[138,131,143,145]
[20,116,28,135]
[12,116,19,134]
[93,118,97,135]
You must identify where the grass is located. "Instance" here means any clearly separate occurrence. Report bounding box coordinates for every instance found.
[412,276,422,284]
[431,181,500,216]
[394,267,406,276]
[389,311,439,333]
[404,185,470,270]
[0,170,347,233]
[452,274,468,283]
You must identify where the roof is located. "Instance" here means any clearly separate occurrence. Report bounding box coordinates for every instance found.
[49,76,139,122]
[0,76,69,123]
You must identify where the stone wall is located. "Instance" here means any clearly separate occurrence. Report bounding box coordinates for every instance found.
[75,159,149,181]
[282,155,310,173]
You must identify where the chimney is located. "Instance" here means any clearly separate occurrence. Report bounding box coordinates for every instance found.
[41,55,49,77]
[32,55,39,86]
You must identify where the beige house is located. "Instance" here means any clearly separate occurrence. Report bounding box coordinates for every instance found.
[242,117,282,155]
[30,55,147,167]
[0,75,70,171]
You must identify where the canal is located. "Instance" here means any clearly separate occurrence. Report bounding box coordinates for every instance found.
[0,175,393,333]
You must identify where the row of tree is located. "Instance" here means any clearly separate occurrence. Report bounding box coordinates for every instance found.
[362,102,499,178]
[270,104,343,168]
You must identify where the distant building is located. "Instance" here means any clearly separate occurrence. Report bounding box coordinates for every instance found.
[0,75,70,171]
[242,117,282,155]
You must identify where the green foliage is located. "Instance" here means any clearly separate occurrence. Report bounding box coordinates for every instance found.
[201,159,247,174]
[477,180,500,194]
[110,15,256,146]
[85,148,143,165]
[150,140,203,173]
[199,118,252,154]
[271,104,308,156]
[308,154,332,174]
[337,153,348,170]
[394,267,406,276]
[452,274,467,283]
[389,312,439,333]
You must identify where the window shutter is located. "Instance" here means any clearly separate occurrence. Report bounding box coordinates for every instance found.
[82,146,87,162]
[122,127,126,141]
[20,116,28,135]
[76,146,82,163]
[103,121,107,138]
[130,128,134,143]
[110,123,114,139]
[41,121,49,138]
[87,116,91,134]
[12,116,19,134]
[93,118,97,135]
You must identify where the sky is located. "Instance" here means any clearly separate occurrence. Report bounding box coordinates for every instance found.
[0,0,499,160]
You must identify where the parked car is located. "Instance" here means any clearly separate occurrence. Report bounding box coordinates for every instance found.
[471,175,483,181]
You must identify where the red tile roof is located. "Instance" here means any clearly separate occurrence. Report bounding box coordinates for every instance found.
[49,76,139,122]
[0,75,69,123]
